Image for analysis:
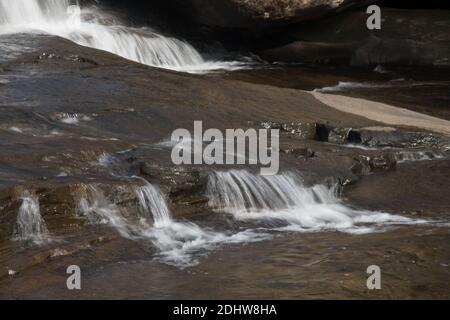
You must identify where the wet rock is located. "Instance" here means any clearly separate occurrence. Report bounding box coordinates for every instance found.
[350,153,396,176]
[261,121,283,130]
[282,147,315,159]
[36,52,99,65]
[354,128,448,149]
[314,124,450,150]
[283,122,317,139]
[0,187,25,242]
[139,162,209,201]
[316,123,352,144]
[370,153,397,171]
[260,8,450,66]
[261,121,317,139]
[395,150,445,163]
[329,127,352,144]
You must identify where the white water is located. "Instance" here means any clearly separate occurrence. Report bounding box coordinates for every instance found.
[313,81,393,93]
[78,182,269,267]
[78,185,133,238]
[134,181,270,267]
[135,182,171,228]
[206,170,421,234]
[13,191,50,244]
[0,0,245,73]
[314,80,444,93]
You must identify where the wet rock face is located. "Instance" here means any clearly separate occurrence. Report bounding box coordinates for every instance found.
[350,154,397,176]
[260,8,450,66]
[161,0,375,29]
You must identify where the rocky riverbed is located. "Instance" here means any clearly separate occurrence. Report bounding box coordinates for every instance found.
[1,1,450,299]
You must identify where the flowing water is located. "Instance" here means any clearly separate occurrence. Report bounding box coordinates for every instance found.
[77,181,270,267]
[13,191,50,244]
[135,182,171,228]
[134,181,270,268]
[78,185,132,238]
[0,0,246,72]
[206,170,420,234]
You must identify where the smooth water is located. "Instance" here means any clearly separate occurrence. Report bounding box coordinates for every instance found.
[0,0,245,72]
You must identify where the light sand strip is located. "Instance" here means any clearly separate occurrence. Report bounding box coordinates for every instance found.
[312,92,450,136]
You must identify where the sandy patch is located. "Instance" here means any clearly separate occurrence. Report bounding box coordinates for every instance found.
[312,92,450,136]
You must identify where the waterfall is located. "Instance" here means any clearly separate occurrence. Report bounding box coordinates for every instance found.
[75,181,267,267]
[0,0,244,72]
[206,170,416,233]
[135,182,172,228]
[133,180,269,268]
[78,185,133,238]
[13,192,50,243]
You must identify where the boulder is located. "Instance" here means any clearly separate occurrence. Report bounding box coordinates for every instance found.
[260,8,450,66]
[350,153,396,176]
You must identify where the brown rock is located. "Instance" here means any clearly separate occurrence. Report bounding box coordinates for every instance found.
[166,0,376,29]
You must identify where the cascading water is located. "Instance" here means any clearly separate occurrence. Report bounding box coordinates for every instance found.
[135,182,171,228]
[13,191,50,244]
[76,181,267,268]
[0,0,245,72]
[134,181,270,268]
[78,185,133,238]
[206,170,418,234]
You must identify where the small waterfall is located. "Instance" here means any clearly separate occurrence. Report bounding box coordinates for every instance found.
[207,170,415,233]
[78,185,132,237]
[0,0,244,72]
[133,179,269,268]
[135,182,172,228]
[13,192,50,243]
[207,170,337,213]
[75,182,267,267]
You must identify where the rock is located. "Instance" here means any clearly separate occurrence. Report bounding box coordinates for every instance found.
[353,127,448,149]
[316,123,352,144]
[329,127,352,144]
[36,52,99,65]
[283,122,317,139]
[260,121,283,130]
[260,121,317,139]
[350,153,396,176]
[260,8,450,66]
[350,156,372,176]
[370,153,397,171]
[314,124,450,150]
[163,0,375,29]
[282,147,315,159]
